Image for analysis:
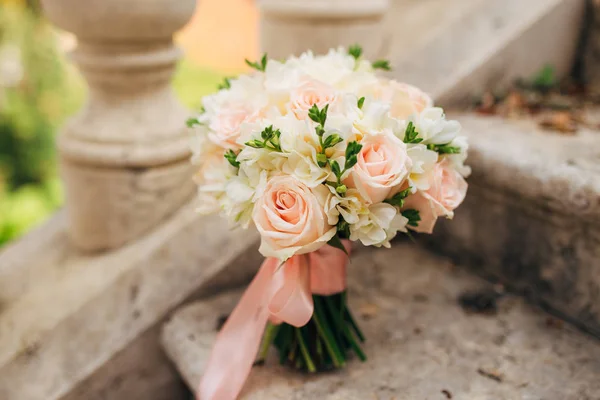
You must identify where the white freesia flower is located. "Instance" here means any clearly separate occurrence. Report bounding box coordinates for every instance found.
[405,107,461,145]
[407,144,439,191]
[324,187,367,226]
[222,167,268,228]
[444,135,471,177]
[194,155,235,215]
[350,203,408,247]
[288,47,356,87]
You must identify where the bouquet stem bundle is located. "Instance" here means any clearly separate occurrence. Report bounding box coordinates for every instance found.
[258,292,366,372]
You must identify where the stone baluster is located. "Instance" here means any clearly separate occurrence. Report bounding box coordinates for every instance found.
[40,0,196,251]
[258,0,391,60]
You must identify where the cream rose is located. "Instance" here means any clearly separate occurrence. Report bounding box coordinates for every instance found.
[365,79,432,119]
[388,81,433,119]
[345,131,412,204]
[253,175,336,260]
[208,104,257,150]
[402,159,468,233]
[290,77,338,119]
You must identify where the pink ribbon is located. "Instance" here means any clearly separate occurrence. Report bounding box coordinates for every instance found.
[197,242,350,400]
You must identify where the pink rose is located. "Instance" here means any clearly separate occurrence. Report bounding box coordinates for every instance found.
[290,77,338,119]
[253,175,336,260]
[372,79,432,119]
[345,132,412,204]
[208,104,257,149]
[403,159,468,233]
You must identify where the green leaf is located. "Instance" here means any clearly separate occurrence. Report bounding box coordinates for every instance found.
[402,209,421,227]
[224,149,240,168]
[245,139,265,149]
[261,125,274,140]
[337,219,350,239]
[330,160,341,177]
[261,53,268,71]
[323,134,343,149]
[348,44,363,60]
[186,117,201,128]
[344,141,363,170]
[357,97,365,110]
[345,141,362,159]
[372,59,392,71]
[403,121,423,144]
[532,64,556,90]
[327,234,349,256]
[217,77,232,90]
[384,187,411,207]
[428,143,461,154]
[308,104,329,126]
[316,153,328,168]
[245,53,268,72]
[345,154,358,170]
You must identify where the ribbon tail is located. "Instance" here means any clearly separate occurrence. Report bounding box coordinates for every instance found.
[197,258,279,400]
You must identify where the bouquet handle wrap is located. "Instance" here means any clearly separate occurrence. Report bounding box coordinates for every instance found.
[197,242,350,400]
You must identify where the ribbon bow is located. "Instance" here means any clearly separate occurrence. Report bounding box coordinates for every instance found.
[198,242,350,400]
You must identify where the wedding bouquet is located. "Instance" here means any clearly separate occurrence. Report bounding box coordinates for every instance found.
[189,46,469,399]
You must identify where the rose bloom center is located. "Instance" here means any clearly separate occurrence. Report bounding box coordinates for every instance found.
[273,190,304,224]
[362,144,392,176]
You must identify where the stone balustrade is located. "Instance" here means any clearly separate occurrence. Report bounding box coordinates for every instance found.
[258,0,390,60]
[40,0,197,251]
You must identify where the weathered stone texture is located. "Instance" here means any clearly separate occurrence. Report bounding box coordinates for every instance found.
[389,0,585,105]
[0,201,260,400]
[583,0,600,97]
[429,114,600,336]
[162,243,600,399]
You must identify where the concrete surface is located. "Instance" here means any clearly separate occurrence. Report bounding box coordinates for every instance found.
[162,243,600,400]
[388,0,585,105]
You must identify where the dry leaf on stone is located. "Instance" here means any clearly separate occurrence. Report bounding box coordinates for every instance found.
[357,303,379,319]
[475,91,497,115]
[477,367,504,382]
[539,111,578,134]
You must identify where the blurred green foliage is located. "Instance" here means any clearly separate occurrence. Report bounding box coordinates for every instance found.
[0,4,224,247]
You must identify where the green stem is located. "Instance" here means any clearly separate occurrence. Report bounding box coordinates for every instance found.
[345,307,366,343]
[313,297,345,368]
[324,296,367,361]
[295,329,317,372]
[257,323,280,362]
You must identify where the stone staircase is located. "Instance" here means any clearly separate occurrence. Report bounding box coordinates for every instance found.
[162,243,600,399]
[430,114,600,338]
[1,0,598,399]
[160,114,600,399]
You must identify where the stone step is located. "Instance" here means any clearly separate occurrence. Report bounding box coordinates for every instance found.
[387,0,585,105]
[0,202,260,400]
[161,243,600,399]
[429,113,600,337]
